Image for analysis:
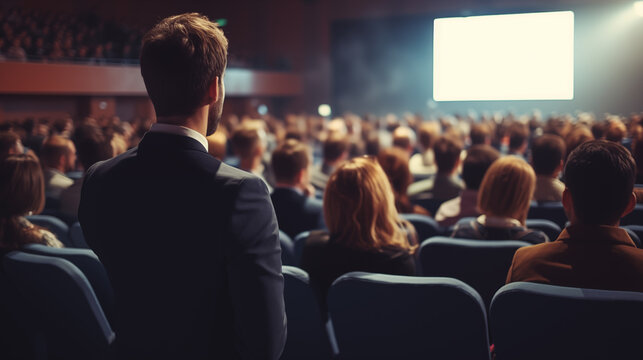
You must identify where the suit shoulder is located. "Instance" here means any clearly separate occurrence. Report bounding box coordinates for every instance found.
[216,162,267,189]
[514,241,565,260]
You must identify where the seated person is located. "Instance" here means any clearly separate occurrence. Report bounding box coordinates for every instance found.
[507,122,529,159]
[506,140,643,291]
[408,135,464,201]
[378,147,430,216]
[452,156,548,244]
[310,133,349,192]
[409,122,440,177]
[0,130,25,159]
[270,139,325,239]
[391,126,416,158]
[435,145,500,227]
[40,134,76,199]
[0,154,64,252]
[531,134,566,202]
[230,121,273,189]
[300,157,417,301]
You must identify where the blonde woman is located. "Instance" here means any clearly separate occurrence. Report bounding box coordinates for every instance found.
[451,156,548,244]
[300,157,417,298]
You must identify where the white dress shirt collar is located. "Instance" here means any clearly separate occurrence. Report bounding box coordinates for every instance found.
[149,123,209,152]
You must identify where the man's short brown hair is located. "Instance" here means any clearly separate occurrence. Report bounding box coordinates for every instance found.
[531,134,566,176]
[231,123,263,159]
[40,135,72,169]
[434,135,462,174]
[271,140,310,183]
[140,13,228,117]
[323,134,349,162]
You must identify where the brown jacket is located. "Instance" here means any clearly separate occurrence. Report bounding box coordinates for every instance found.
[506,224,643,292]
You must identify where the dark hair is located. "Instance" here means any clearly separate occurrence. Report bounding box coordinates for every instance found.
[230,123,262,159]
[377,147,414,213]
[271,140,310,183]
[323,134,349,162]
[0,131,20,159]
[507,122,529,151]
[462,145,500,190]
[434,135,462,174]
[470,123,491,145]
[140,13,228,117]
[40,135,72,169]
[564,125,594,161]
[531,134,566,176]
[72,124,113,170]
[563,140,635,225]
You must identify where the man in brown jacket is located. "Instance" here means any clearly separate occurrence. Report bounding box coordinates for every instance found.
[506,140,643,292]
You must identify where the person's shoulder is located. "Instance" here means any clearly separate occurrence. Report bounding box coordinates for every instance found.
[513,240,562,260]
[519,228,550,244]
[452,220,482,239]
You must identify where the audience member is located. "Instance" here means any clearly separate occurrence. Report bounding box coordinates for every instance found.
[78,14,286,359]
[59,124,113,218]
[506,140,643,291]
[409,122,439,177]
[230,121,274,189]
[409,135,464,201]
[39,134,76,199]
[270,139,324,238]
[452,156,548,244]
[631,125,643,184]
[605,118,627,144]
[435,145,500,227]
[300,157,417,302]
[310,133,349,191]
[206,131,227,160]
[391,126,416,158]
[0,154,63,252]
[564,125,594,161]
[378,147,430,216]
[507,122,529,159]
[469,123,492,146]
[0,130,24,159]
[531,134,566,202]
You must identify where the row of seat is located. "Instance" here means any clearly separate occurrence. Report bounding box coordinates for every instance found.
[283,267,643,360]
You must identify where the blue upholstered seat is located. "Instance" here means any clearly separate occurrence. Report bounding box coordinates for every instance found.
[279,231,295,266]
[26,214,72,247]
[328,272,490,360]
[400,213,443,242]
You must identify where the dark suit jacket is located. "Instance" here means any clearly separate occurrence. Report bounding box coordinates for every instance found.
[270,187,325,239]
[507,224,643,292]
[79,132,286,360]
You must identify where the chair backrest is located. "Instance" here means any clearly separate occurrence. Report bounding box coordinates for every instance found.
[623,226,643,248]
[491,282,643,360]
[419,237,531,310]
[20,243,115,324]
[293,231,311,266]
[621,205,643,226]
[69,222,90,248]
[2,251,115,359]
[279,231,295,266]
[327,272,490,360]
[410,196,445,216]
[455,217,561,242]
[527,202,568,228]
[400,213,442,242]
[25,214,72,247]
[281,266,337,359]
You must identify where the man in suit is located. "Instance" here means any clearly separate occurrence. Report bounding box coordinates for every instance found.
[270,139,325,239]
[79,13,286,359]
[507,140,643,292]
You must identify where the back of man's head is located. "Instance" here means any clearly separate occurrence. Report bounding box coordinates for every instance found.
[392,126,415,153]
[417,122,440,151]
[271,140,310,185]
[0,131,21,159]
[462,145,500,190]
[40,135,72,170]
[323,134,349,163]
[507,122,529,152]
[434,135,463,175]
[470,123,491,146]
[140,13,228,117]
[531,134,566,176]
[563,140,635,225]
[231,123,264,160]
[72,124,113,171]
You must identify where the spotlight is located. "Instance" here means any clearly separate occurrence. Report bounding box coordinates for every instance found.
[257,104,268,115]
[318,104,332,117]
[635,2,643,17]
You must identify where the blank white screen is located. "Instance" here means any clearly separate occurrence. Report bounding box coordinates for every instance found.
[433,11,574,101]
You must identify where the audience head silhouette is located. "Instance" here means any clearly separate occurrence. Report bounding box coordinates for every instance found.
[324,157,414,252]
[272,139,310,187]
[140,13,228,135]
[434,135,462,175]
[478,156,536,224]
[531,134,566,177]
[462,145,500,191]
[563,140,636,225]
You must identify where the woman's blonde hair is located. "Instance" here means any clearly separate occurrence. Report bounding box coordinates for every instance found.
[324,157,415,253]
[477,156,536,224]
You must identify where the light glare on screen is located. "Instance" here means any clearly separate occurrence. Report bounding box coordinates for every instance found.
[433,11,574,101]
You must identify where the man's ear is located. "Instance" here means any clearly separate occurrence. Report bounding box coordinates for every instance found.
[208,76,220,103]
[621,192,637,218]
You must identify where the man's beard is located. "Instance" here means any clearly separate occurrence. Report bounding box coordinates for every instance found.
[206,94,224,136]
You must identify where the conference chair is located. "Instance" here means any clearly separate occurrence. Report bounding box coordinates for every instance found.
[1,251,115,360]
[419,237,531,310]
[26,214,72,247]
[454,217,560,242]
[293,231,311,266]
[328,272,490,360]
[621,204,643,226]
[527,202,567,228]
[20,243,115,324]
[279,231,295,266]
[491,282,643,360]
[281,266,338,360]
[410,196,445,216]
[623,225,643,248]
[400,213,442,242]
[69,222,90,248]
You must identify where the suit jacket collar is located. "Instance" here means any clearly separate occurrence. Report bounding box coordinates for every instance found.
[557,224,635,247]
[137,131,208,156]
